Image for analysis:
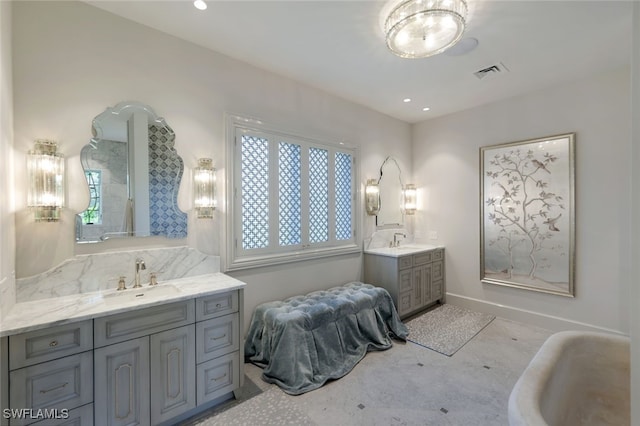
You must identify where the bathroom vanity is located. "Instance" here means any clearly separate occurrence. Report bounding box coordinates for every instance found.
[364,245,445,318]
[0,273,245,426]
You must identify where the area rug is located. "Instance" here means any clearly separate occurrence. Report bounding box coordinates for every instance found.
[405,304,495,356]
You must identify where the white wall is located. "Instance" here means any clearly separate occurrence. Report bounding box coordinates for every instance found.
[0,0,14,413]
[630,2,639,420]
[11,2,411,325]
[413,67,631,334]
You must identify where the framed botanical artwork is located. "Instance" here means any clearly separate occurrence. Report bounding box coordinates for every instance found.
[480,133,575,297]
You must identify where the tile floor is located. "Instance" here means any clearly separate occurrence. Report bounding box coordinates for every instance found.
[185,317,553,426]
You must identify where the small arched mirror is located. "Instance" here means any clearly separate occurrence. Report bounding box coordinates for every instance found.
[76,101,188,242]
[376,156,404,226]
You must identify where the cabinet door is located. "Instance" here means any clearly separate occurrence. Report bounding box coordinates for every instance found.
[412,267,424,311]
[94,337,150,426]
[150,325,196,425]
[422,264,432,305]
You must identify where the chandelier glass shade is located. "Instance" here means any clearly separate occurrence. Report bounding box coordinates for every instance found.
[385,0,468,59]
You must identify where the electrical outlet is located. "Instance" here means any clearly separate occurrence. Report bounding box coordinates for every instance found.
[428,231,438,240]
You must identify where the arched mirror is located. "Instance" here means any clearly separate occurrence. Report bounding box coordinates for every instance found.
[376,156,404,226]
[76,101,188,242]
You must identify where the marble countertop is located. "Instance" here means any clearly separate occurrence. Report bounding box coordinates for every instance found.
[363,244,443,258]
[0,273,246,337]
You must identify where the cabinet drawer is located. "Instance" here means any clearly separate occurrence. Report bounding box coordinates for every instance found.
[432,260,445,281]
[30,403,94,426]
[9,321,93,370]
[196,352,239,405]
[94,300,195,347]
[196,313,239,364]
[433,249,444,261]
[398,270,413,293]
[9,352,93,425]
[196,291,238,321]
[413,251,432,266]
[432,280,444,301]
[397,292,413,316]
[398,256,412,270]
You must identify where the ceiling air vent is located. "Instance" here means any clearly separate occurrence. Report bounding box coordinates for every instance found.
[474,62,509,80]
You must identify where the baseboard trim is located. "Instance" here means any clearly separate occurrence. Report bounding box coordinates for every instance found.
[445,293,627,335]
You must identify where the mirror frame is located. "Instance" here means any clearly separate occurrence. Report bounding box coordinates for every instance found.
[376,156,405,227]
[76,101,188,242]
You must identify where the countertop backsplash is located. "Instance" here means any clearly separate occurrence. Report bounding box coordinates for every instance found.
[365,228,412,250]
[16,246,220,302]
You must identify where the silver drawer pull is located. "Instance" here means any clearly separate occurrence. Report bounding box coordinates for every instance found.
[215,303,222,308]
[211,373,227,382]
[210,334,227,341]
[49,340,58,347]
[40,382,68,394]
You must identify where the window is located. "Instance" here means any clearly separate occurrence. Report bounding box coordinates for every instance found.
[82,170,102,225]
[227,118,359,270]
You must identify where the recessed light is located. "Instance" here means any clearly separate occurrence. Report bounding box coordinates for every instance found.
[422,107,430,111]
[193,0,207,11]
[403,98,411,103]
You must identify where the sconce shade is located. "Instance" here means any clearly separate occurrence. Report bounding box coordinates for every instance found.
[27,139,64,222]
[194,158,216,219]
[365,178,381,215]
[403,183,417,215]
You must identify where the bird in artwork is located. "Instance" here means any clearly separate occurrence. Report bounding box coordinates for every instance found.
[532,159,551,173]
[543,214,561,231]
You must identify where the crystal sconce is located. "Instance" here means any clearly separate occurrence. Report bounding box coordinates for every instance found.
[402,184,417,215]
[194,158,216,219]
[365,179,380,215]
[27,139,65,222]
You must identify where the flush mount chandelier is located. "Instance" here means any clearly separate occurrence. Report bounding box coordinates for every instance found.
[385,0,468,59]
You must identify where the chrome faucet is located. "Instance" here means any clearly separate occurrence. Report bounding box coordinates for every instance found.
[393,232,406,247]
[134,258,146,288]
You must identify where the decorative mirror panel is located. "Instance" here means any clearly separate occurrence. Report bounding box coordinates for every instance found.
[376,156,404,226]
[76,101,187,242]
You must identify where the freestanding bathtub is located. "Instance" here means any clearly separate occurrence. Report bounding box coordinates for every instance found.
[508,331,630,426]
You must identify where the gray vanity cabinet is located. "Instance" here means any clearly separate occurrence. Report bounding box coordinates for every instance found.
[364,247,445,318]
[3,288,243,426]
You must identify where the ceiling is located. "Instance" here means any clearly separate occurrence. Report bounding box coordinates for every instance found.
[87,1,633,123]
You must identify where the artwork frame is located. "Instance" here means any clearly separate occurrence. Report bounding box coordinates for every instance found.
[480,133,575,297]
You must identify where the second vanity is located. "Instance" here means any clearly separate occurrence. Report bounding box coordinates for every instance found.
[0,272,246,426]
[364,244,445,319]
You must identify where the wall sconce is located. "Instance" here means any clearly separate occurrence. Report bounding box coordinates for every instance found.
[27,139,65,222]
[403,184,417,215]
[194,158,216,219]
[365,178,380,215]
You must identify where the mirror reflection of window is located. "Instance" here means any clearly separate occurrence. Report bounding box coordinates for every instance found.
[82,170,102,225]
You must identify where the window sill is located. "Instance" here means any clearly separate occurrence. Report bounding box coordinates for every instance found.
[225,244,362,272]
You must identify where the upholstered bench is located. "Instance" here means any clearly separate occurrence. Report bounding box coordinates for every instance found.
[244,282,408,394]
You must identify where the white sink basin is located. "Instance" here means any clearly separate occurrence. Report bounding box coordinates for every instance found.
[102,284,181,305]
